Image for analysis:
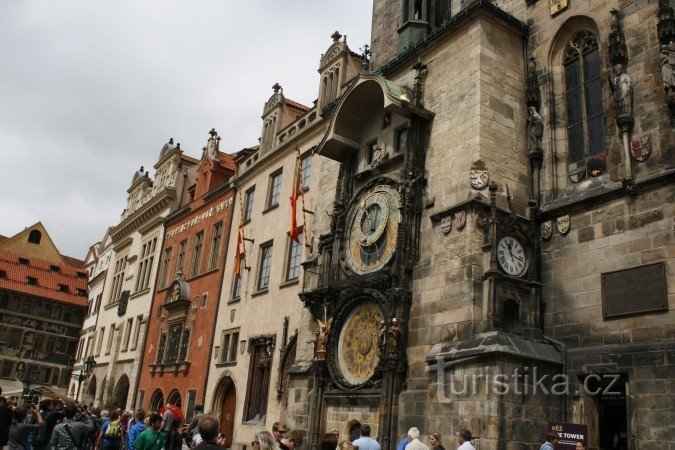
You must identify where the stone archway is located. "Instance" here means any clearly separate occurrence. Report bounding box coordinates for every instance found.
[149,389,164,413]
[82,374,97,406]
[213,374,236,446]
[112,374,130,409]
[166,389,182,408]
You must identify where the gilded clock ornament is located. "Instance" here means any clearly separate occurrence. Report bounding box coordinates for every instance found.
[337,304,384,386]
[345,184,400,274]
[497,236,528,276]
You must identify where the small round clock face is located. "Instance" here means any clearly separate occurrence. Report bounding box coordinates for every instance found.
[497,236,528,276]
[345,185,400,275]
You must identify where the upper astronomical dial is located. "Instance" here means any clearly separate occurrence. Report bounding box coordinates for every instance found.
[345,184,400,275]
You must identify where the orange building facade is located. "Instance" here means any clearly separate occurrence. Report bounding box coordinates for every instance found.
[136,129,237,418]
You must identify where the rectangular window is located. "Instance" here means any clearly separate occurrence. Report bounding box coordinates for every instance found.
[159,247,173,288]
[244,187,255,222]
[96,331,104,356]
[131,315,143,350]
[185,390,197,424]
[26,276,37,285]
[86,336,93,357]
[76,338,85,360]
[267,170,283,208]
[286,230,304,281]
[232,274,242,300]
[156,333,167,363]
[200,293,208,309]
[58,284,69,292]
[178,328,191,361]
[395,126,408,152]
[242,338,273,422]
[122,318,133,351]
[191,231,204,277]
[109,256,127,304]
[208,221,223,270]
[565,58,584,164]
[176,240,187,277]
[0,361,14,379]
[220,329,240,363]
[135,237,157,291]
[301,154,312,188]
[257,243,273,291]
[106,325,115,354]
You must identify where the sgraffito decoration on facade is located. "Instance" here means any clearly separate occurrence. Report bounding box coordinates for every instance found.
[166,199,233,238]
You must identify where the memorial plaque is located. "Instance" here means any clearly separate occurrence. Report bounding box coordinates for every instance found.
[601,262,668,318]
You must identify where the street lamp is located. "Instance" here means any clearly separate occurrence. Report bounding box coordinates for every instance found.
[16,363,39,403]
[66,355,96,403]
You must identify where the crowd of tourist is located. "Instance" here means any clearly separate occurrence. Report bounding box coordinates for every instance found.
[0,394,226,450]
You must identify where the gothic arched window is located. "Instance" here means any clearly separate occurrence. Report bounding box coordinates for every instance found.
[564,30,606,174]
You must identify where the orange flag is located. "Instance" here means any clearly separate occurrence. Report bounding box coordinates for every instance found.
[234,228,243,277]
[289,147,302,243]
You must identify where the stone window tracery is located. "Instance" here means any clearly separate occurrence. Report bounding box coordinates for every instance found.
[564,30,606,171]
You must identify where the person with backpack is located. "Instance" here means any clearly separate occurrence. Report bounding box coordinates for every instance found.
[50,404,95,450]
[8,406,42,450]
[134,413,164,450]
[100,411,122,450]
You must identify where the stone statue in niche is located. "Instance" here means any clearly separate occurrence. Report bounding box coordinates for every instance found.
[377,320,387,357]
[388,318,401,357]
[660,43,675,95]
[527,106,544,154]
[609,64,634,120]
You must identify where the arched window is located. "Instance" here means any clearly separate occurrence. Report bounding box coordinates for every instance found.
[564,30,606,177]
[28,230,41,244]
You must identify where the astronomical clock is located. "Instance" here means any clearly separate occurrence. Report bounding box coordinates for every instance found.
[344,184,400,275]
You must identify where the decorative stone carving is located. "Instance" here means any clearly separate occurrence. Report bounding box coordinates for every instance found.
[609,9,628,67]
[412,58,428,107]
[631,136,653,162]
[475,208,488,228]
[454,210,467,231]
[609,64,634,127]
[527,106,544,155]
[525,58,541,111]
[440,216,452,234]
[470,160,489,190]
[540,221,553,240]
[377,320,387,358]
[557,215,571,235]
[660,43,675,109]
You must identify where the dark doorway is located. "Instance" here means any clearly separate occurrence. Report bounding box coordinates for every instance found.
[596,376,628,450]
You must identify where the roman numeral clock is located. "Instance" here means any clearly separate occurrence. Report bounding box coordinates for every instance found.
[497,235,529,276]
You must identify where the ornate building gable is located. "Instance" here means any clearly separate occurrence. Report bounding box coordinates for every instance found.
[317,31,364,114]
[193,129,236,201]
[260,84,310,156]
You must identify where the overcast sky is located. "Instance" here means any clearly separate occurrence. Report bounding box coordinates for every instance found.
[0,1,373,259]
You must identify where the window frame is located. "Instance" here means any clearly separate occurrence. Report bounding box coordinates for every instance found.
[257,241,274,291]
[285,230,304,282]
[220,328,240,364]
[159,247,173,288]
[135,237,157,292]
[244,187,255,222]
[395,125,409,152]
[208,221,224,270]
[301,154,312,189]
[190,230,205,277]
[266,169,283,209]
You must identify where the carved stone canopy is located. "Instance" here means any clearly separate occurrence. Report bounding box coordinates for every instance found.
[163,277,191,314]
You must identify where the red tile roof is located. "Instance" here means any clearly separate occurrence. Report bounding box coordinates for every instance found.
[181,154,200,165]
[0,250,88,307]
[285,98,310,112]
[217,151,237,172]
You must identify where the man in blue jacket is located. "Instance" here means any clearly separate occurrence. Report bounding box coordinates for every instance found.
[127,411,146,450]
